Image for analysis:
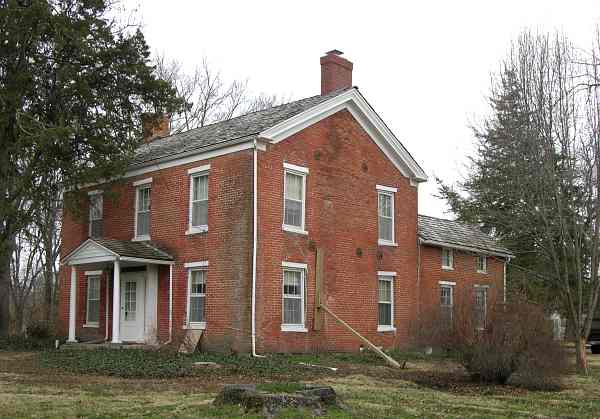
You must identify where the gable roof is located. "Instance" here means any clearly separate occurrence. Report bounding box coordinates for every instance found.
[418,215,513,258]
[63,238,173,266]
[129,87,427,182]
[132,88,351,167]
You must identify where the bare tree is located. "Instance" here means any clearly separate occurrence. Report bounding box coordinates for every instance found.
[154,53,283,133]
[439,30,600,373]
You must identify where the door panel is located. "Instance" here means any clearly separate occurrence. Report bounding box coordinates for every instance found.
[120,272,145,342]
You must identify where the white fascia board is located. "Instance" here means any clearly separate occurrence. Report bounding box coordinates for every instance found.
[184,261,209,268]
[67,256,116,266]
[62,238,119,264]
[188,164,211,175]
[283,162,309,174]
[120,257,174,265]
[376,184,397,193]
[282,261,308,270]
[377,271,397,277]
[133,177,152,187]
[259,89,428,182]
[419,239,513,259]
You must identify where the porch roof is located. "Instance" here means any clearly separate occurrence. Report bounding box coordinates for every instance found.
[63,238,174,266]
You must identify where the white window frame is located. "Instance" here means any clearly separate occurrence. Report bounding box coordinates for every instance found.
[442,248,454,270]
[282,163,309,235]
[186,265,207,330]
[474,285,489,331]
[281,261,308,332]
[84,272,102,328]
[133,181,152,241]
[376,185,397,246]
[439,281,455,323]
[88,190,103,238]
[377,271,396,332]
[186,165,210,235]
[477,255,487,274]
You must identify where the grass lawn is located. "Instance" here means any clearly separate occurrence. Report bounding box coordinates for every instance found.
[0,347,599,418]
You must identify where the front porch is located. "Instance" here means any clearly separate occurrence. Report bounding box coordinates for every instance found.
[63,238,174,345]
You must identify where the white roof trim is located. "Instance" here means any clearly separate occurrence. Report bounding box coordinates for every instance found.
[260,88,427,182]
[63,238,119,265]
[419,238,513,258]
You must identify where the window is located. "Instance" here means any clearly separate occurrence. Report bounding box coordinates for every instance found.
[474,286,488,330]
[88,192,103,238]
[442,248,454,270]
[477,255,487,273]
[377,187,396,245]
[377,272,395,331]
[187,269,206,328]
[283,163,308,234]
[135,185,151,239]
[439,282,455,324]
[282,262,307,331]
[188,169,209,234]
[85,275,101,326]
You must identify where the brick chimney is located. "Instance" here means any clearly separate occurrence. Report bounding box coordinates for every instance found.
[142,113,170,143]
[320,49,353,95]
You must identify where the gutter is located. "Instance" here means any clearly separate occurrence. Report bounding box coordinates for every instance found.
[419,238,514,259]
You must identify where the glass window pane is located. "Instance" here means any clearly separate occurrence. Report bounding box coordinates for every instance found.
[192,175,208,201]
[285,173,303,200]
[378,303,392,326]
[378,194,392,217]
[379,216,392,241]
[192,201,208,227]
[189,295,205,323]
[88,300,100,323]
[284,199,302,228]
[284,298,301,324]
[137,212,149,236]
[191,271,206,294]
[283,270,301,295]
[378,279,392,302]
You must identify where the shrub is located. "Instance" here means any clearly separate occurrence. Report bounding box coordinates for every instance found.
[414,292,568,389]
[26,321,52,339]
[0,335,57,351]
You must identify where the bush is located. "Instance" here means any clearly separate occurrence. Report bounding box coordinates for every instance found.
[26,321,52,339]
[415,293,568,389]
[0,335,57,351]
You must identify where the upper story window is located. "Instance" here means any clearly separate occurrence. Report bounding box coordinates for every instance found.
[133,178,152,240]
[376,185,397,246]
[88,191,103,238]
[474,285,488,330]
[377,271,396,332]
[477,255,487,273]
[442,248,454,270]
[282,163,308,235]
[281,261,307,332]
[187,165,210,235]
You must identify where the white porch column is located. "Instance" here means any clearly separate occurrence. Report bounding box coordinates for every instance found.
[67,266,77,343]
[111,260,121,344]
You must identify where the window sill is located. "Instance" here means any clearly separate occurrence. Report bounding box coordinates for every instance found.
[281,324,308,333]
[377,326,396,333]
[132,235,150,242]
[184,322,206,330]
[378,240,398,247]
[186,226,208,236]
[477,270,488,275]
[83,323,99,328]
[442,266,454,271]
[282,225,308,236]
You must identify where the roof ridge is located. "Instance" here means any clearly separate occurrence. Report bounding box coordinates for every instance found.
[418,214,458,222]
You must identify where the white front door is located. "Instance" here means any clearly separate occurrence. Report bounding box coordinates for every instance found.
[120,272,145,342]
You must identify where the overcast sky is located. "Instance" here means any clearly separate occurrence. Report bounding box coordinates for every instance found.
[126,0,600,218]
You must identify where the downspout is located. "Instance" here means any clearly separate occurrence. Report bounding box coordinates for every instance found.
[164,264,173,345]
[503,257,511,304]
[104,270,109,341]
[252,138,264,357]
[416,238,422,321]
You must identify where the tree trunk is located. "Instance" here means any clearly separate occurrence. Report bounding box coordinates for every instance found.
[575,336,589,374]
[0,245,11,336]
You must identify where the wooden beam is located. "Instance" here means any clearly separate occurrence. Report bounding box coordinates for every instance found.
[314,248,324,331]
[319,304,401,368]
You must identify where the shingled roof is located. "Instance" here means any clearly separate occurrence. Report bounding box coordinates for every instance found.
[91,238,173,261]
[418,215,513,257]
[132,88,352,167]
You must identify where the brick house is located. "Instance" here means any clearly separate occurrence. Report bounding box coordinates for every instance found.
[59,50,512,353]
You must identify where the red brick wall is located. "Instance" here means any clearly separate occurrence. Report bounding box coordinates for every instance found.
[59,150,254,351]
[418,244,506,325]
[256,109,419,353]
